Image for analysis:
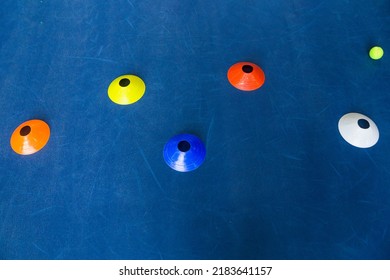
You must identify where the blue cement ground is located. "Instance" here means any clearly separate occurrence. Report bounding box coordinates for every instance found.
[0,0,389,259]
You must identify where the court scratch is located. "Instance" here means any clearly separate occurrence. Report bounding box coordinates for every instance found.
[126,0,135,8]
[0,196,16,238]
[317,104,330,116]
[29,206,55,216]
[125,18,135,29]
[364,150,380,169]
[329,162,342,177]
[382,227,388,240]
[137,146,165,194]
[32,242,49,256]
[87,124,124,206]
[64,56,118,64]
[206,115,215,147]
[282,154,303,161]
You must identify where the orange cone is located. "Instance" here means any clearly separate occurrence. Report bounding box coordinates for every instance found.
[10,119,50,155]
[227,62,265,91]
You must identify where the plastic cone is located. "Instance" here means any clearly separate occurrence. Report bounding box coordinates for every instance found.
[108,74,146,105]
[10,119,51,155]
[338,113,379,148]
[163,134,206,172]
[227,62,265,91]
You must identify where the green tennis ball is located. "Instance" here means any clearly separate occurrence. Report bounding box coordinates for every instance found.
[369,46,384,60]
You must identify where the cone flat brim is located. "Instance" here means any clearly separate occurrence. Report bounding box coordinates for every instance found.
[163,134,206,172]
[338,113,379,148]
[108,74,145,105]
[227,62,265,91]
[10,119,51,155]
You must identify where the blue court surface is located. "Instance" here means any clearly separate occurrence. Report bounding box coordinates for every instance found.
[0,0,389,260]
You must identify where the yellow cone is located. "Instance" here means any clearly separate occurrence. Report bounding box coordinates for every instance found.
[108,74,146,105]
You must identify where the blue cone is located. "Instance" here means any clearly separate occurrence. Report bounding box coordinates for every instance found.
[163,134,206,172]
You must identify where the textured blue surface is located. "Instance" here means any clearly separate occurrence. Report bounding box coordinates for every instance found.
[163,134,206,172]
[0,0,390,259]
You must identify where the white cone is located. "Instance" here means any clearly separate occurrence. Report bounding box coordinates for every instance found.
[338,113,379,148]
